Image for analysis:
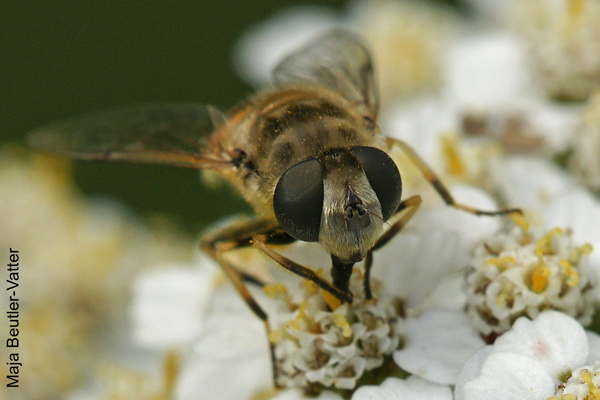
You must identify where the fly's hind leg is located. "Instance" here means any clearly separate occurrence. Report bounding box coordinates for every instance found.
[200,217,293,388]
[386,137,522,216]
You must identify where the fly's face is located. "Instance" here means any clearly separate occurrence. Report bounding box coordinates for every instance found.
[319,150,385,262]
[273,146,403,263]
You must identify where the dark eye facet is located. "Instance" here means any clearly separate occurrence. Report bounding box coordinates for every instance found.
[350,147,402,221]
[273,158,324,242]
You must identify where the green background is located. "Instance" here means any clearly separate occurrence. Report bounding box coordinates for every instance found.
[2,0,459,234]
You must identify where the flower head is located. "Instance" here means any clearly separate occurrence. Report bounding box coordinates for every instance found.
[0,149,194,399]
[516,0,600,101]
[465,219,596,338]
[270,269,402,390]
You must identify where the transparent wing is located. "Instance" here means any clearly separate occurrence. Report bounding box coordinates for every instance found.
[28,103,229,169]
[273,29,379,123]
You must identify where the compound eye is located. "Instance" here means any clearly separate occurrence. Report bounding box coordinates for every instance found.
[350,147,402,221]
[273,158,324,242]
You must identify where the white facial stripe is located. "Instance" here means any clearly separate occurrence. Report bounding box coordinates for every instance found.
[319,169,383,261]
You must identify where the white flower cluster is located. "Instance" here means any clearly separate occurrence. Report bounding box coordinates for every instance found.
[465,221,596,337]
[0,150,194,400]
[269,271,402,390]
[516,0,600,101]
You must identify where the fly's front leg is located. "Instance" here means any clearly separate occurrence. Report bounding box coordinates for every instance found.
[253,236,354,304]
[386,137,522,216]
[364,195,422,299]
[200,217,291,388]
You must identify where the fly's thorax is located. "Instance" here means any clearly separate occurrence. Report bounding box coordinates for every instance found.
[244,88,374,180]
[223,90,377,214]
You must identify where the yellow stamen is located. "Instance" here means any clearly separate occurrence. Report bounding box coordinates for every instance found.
[511,212,531,232]
[441,134,466,177]
[580,243,594,257]
[269,329,283,343]
[290,301,310,330]
[309,268,330,297]
[485,256,516,271]
[536,227,563,256]
[581,370,600,399]
[263,283,289,301]
[333,313,353,338]
[559,259,580,287]
[531,258,551,293]
[303,278,319,296]
[495,292,507,307]
[567,243,594,268]
[496,283,514,307]
[263,283,287,298]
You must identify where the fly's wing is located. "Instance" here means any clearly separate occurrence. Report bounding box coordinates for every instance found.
[273,29,379,124]
[28,103,229,169]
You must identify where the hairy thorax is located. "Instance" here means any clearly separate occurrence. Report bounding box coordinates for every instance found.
[209,86,382,216]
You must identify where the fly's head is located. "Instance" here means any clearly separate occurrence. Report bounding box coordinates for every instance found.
[273,147,402,263]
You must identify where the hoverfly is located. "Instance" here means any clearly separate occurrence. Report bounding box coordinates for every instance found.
[29,29,520,386]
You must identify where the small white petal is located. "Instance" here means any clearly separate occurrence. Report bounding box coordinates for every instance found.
[352,376,452,400]
[546,191,600,267]
[417,184,501,257]
[374,186,498,311]
[492,311,588,378]
[446,32,530,110]
[543,189,600,269]
[381,97,459,165]
[193,312,269,359]
[175,352,271,400]
[176,286,272,399]
[420,272,466,311]
[492,155,576,214]
[372,223,461,309]
[130,263,215,349]
[461,352,554,400]
[454,346,495,400]
[193,287,270,360]
[394,310,485,384]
